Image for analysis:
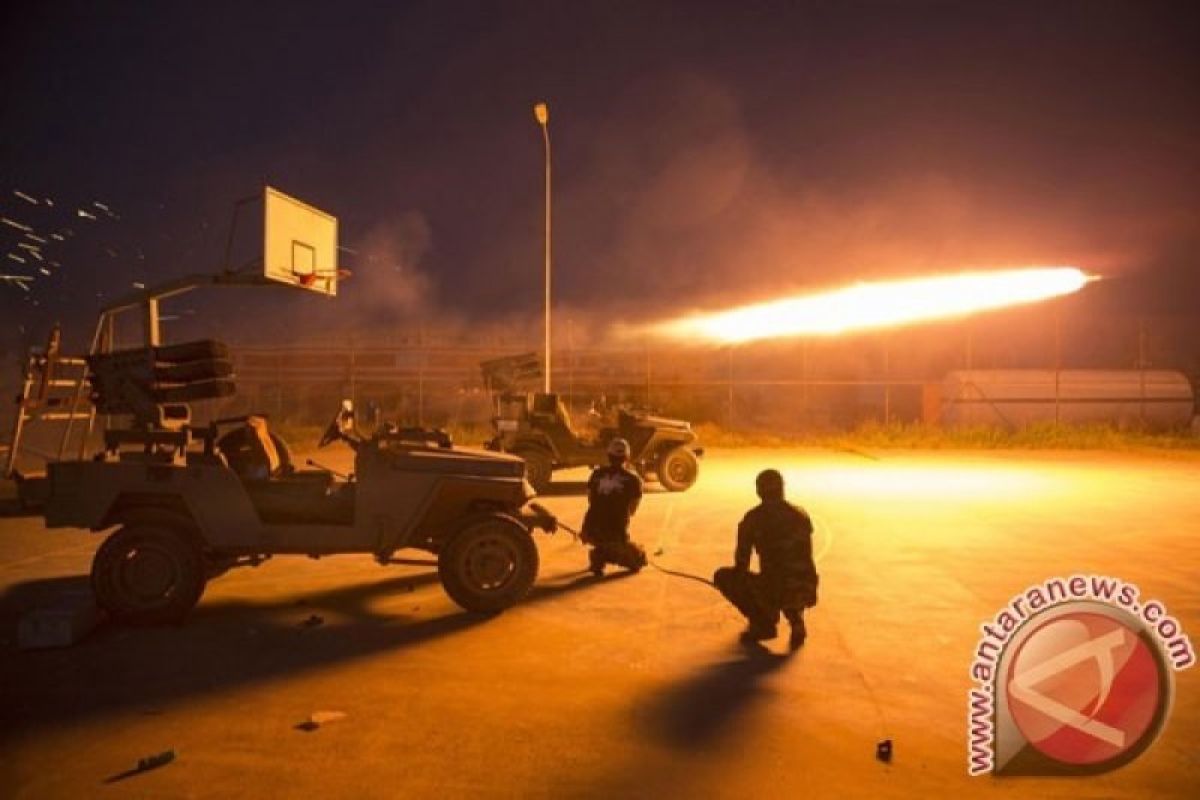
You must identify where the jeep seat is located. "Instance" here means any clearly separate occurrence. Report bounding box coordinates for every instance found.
[218,416,285,481]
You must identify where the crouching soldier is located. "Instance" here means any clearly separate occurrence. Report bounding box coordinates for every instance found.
[581,438,648,576]
[714,469,818,649]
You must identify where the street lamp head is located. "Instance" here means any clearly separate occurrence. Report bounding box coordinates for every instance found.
[534,102,549,126]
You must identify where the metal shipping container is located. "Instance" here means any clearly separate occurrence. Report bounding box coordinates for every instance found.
[938,369,1195,430]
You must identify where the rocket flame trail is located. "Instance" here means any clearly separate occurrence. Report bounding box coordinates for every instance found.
[642,267,1094,344]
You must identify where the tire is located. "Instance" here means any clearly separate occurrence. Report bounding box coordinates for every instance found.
[438,514,539,614]
[657,446,699,492]
[92,522,207,625]
[514,447,553,494]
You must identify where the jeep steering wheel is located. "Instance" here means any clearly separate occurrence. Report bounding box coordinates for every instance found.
[318,414,341,448]
[319,400,356,448]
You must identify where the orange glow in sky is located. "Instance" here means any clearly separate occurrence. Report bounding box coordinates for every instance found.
[641,267,1095,343]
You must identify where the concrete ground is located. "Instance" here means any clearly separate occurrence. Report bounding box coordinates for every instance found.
[1,447,1198,798]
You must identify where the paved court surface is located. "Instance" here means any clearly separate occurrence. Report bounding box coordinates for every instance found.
[2,447,1197,798]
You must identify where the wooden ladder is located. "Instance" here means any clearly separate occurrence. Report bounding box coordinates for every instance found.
[4,325,97,477]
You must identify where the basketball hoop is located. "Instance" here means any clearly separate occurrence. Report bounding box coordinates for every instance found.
[263,186,338,296]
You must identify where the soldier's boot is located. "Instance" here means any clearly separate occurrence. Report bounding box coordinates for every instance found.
[739,619,779,644]
[588,547,606,577]
[621,541,648,573]
[784,608,807,649]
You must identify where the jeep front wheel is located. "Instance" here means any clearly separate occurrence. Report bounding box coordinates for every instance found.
[92,523,207,625]
[657,446,699,492]
[514,447,553,494]
[439,515,539,613]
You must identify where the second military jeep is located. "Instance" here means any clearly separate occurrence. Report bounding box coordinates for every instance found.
[479,354,702,493]
[484,391,703,493]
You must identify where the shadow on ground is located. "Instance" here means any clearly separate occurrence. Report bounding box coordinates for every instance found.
[0,566,635,745]
[544,643,798,798]
[642,643,796,749]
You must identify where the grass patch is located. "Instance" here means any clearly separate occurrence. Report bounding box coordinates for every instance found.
[693,421,1200,452]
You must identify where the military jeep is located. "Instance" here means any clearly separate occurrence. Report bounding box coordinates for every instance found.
[40,347,556,624]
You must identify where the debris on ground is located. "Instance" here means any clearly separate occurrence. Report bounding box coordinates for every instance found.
[18,590,102,649]
[104,749,176,783]
[295,710,347,732]
[653,547,665,556]
[876,739,893,763]
[299,614,324,628]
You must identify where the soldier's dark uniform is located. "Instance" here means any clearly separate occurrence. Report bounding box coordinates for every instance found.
[581,462,647,574]
[714,478,818,646]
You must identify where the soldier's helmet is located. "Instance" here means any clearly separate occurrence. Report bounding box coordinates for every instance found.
[607,437,631,459]
[755,469,785,499]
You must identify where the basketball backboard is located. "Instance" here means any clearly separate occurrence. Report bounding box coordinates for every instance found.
[263,186,338,295]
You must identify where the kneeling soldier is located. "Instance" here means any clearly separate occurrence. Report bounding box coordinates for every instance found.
[581,438,647,575]
[714,469,818,649]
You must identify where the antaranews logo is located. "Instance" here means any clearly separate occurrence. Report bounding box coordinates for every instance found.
[967,575,1195,776]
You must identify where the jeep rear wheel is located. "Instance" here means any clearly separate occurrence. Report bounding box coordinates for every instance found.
[514,447,553,494]
[92,523,207,625]
[439,515,539,613]
[657,446,699,492]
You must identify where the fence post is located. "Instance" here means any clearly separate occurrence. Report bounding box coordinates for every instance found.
[727,345,735,429]
[1138,318,1146,426]
[801,339,809,423]
[1053,309,1062,425]
[645,340,651,409]
[567,318,575,408]
[417,324,425,427]
[883,337,891,426]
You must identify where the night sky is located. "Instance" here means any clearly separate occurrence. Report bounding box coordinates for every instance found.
[2,1,1198,352]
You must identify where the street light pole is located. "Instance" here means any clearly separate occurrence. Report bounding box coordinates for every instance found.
[534,101,552,394]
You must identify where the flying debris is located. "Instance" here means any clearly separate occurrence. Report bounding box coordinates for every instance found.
[38,267,51,276]
[13,190,39,205]
[2,216,33,232]
[132,281,146,289]
[49,233,64,242]
[103,246,119,258]
[77,209,98,220]
[23,232,48,244]
[1,274,33,290]
[44,197,54,207]
[93,201,120,220]
[16,242,41,253]
[7,253,27,264]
